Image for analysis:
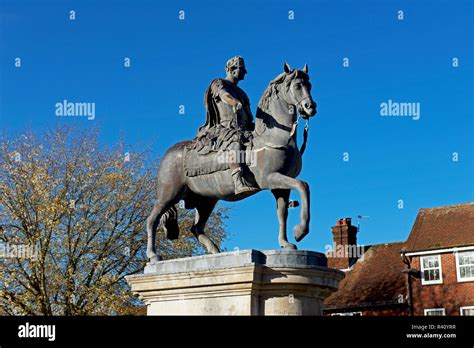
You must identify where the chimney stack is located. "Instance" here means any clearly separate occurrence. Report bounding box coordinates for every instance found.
[327,218,359,269]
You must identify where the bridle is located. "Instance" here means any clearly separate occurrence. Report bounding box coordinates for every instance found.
[286,75,312,119]
[283,77,311,155]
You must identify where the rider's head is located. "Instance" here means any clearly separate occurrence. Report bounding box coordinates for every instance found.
[225,56,247,82]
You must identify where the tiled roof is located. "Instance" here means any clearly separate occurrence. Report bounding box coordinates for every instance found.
[403,203,474,252]
[324,203,473,311]
[324,241,406,310]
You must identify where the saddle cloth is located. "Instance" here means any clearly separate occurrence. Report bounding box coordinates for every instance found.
[183,143,254,177]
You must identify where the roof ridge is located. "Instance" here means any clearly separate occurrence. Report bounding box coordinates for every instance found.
[419,202,474,211]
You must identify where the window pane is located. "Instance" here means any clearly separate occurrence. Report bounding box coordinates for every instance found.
[423,257,432,268]
[460,265,474,279]
[426,258,432,267]
[462,308,474,316]
[426,310,444,316]
[467,266,473,278]
[424,270,430,281]
[423,256,439,268]
[424,269,440,281]
[428,257,437,268]
[422,256,442,283]
[459,252,474,266]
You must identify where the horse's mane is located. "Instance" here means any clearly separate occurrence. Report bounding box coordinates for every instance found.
[257,70,308,112]
[257,72,289,112]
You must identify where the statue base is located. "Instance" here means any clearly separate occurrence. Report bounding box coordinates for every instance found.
[126,249,344,315]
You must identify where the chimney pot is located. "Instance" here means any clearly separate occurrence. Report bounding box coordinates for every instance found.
[328,217,359,269]
[336,218,352,226]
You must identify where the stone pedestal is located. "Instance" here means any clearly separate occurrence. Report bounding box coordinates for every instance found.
[126,249,344,315]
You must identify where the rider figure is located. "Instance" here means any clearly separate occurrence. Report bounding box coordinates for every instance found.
[196,56,258,195]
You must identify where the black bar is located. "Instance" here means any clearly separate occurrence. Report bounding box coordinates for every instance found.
[0,316,473,347]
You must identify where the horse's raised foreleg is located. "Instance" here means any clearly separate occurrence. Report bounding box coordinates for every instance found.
[191,197,220,254]
[272,189,297,250]
[267,172,310,242]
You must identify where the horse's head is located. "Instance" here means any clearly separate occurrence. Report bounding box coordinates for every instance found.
[282,62,317,119]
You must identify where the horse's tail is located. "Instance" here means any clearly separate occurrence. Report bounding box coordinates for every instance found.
[160,205,179,240]
[154,140,191,241]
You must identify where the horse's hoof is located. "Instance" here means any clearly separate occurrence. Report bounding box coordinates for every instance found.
[209,246,221,254]
[293,224,309,242]
[149,255,162,263]
[281,243,297,250]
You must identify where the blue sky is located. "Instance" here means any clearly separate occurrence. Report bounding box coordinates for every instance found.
[1,0,473,252]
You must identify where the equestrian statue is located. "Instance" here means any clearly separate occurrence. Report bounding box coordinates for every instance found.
[146,56,317,262]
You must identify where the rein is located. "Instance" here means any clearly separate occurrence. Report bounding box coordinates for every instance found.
[289,113,310,156]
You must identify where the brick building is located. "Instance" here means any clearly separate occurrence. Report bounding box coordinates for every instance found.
[401,203,474,316]
[324,218,409,316]
[323,202,474,316]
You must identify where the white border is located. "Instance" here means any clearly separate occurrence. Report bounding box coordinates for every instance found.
[424,308,445,316]
[405,245,474,257]
[420,254,443,285]
[455,251,474,282]
[460,306,474,316]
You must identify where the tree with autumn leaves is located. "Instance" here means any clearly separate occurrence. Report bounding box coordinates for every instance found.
[0,127,228,315]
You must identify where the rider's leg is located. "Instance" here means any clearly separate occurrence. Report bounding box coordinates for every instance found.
[228,142,257,194]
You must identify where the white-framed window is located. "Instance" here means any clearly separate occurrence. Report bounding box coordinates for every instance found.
[455,251,474,282]
[424,308,445,316]
[420,254,443,285]
[460,306,474,316]
[331,312,362,316]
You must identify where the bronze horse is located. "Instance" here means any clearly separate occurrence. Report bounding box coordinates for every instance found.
[146,63,317,262]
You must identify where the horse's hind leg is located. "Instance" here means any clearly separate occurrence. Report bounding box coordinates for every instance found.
[272,189,297,250]
[146,184,183,262]
[191,197,220,254]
